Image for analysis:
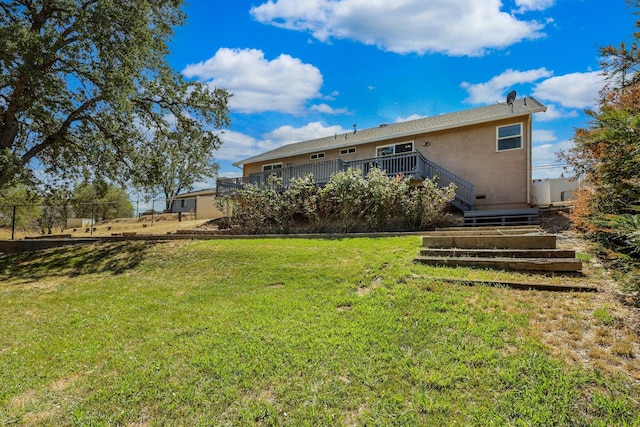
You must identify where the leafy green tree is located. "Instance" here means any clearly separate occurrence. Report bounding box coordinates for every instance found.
[132,122,221,211]
[72,181,133,221]
[0,0,230,191]
[38,184,71,234]
[0,184,41,229]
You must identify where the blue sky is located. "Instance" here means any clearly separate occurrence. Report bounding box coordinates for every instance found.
[167,0,636,189]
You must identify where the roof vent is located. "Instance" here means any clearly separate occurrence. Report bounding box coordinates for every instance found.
[379,123,388,128]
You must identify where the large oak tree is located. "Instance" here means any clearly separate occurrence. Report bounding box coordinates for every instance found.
[0,0,230,191]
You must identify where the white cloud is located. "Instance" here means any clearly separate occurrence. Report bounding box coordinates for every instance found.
[263,122,348,146]
[396,114,427,123]
[533,129,557,143]
[534,103,579,122]
[215,130,262,161]
[514,0,555,13]
[216,122,349,163]
[533,143,561,165]
[182,48,323,114]
[309,103,351,115]
[250,0,549,56]
[461,68,553,104]
[532,139,574,179]
[532,71,604,109]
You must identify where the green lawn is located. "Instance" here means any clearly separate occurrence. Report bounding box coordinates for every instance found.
[1,237,638,426]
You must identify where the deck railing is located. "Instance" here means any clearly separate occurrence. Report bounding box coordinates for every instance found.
[216,151,475,210]
[422,158,475,210]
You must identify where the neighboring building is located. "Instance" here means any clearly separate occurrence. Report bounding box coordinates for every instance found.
[532,178,579,206]
[217,98,547,211]
[171,188,226,220]
[66,218,94,228]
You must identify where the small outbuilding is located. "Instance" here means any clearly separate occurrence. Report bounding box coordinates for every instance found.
[171,188,226,220]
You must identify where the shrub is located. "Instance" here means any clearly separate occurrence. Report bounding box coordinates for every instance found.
[323,168,369,233]
[223,168,457,234]
[363,168,408,231]
[402,178,457,231]
[226,175,283,234]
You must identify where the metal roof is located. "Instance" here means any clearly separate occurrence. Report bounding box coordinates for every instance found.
[233,97,546,166]
[173,188,217,198]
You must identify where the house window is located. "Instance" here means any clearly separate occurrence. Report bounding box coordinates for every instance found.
[262,163,283,172]
[340,147,357,155]
[310,152,325,160]
[376,141,414,157]
[180,199,187,208]
[497,123,523,151]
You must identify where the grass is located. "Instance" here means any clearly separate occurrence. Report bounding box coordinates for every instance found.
[0,237,639,425]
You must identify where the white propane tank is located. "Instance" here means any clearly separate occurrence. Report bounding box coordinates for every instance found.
[532,179,551,206]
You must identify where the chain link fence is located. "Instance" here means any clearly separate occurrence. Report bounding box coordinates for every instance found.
[0,198,209,240]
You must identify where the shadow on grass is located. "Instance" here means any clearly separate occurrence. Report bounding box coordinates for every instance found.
[0,241,159,283]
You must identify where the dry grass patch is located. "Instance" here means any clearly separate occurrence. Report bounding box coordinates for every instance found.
[0,214,211,240]
[500,274,640,381]
[425,229,640,382]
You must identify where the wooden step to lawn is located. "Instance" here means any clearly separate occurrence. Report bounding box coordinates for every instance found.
[416,226,582,273]
[421,234,557,250]
[414,255,583,272]
[435,225,541,232]
[420,248,576,258]
[425,227,542,236]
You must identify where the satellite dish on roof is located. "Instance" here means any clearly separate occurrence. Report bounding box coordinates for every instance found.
[507,90,517,112]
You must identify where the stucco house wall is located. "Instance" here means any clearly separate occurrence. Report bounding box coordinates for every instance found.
[230,98,545,210]
[242,117,532,209]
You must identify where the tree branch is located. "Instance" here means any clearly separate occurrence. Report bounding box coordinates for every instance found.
[20,96,103,165]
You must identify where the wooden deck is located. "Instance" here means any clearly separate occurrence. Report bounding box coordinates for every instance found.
[216,151,475,211]
[463,208,540,226]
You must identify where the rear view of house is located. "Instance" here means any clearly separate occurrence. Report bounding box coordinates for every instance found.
[217,98,546,211]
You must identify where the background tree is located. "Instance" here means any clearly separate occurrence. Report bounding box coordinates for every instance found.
[0,184,41,229]
[37,184,71,234]
[0,0,230,191]
[132,122,221,211]
[71,181,133,221]
[561,0,640,294]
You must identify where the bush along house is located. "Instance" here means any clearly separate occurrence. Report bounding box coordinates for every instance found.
[216,97,547,213]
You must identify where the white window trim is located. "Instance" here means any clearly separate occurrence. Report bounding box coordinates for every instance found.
[496,123,523,152]
[262,162,283,172]
[376,141,414,157]
[310,152,325,160]
[340,147,357,155]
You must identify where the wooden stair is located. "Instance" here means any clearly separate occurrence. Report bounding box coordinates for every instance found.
[415,226,582,273]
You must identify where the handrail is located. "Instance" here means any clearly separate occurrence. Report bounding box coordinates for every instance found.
[420,154,475,209]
